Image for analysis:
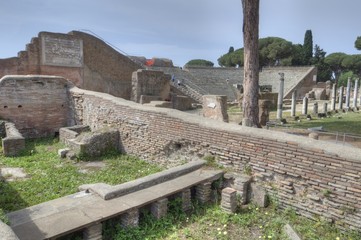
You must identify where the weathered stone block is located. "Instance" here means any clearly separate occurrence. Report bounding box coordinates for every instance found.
[131,69,170,103]
[221,187,237,213]
[58,148,70,158]
[2,122,25,157]
[121,208,139,228]
[180,189,192,212]
[249,183,269,208]
[223,172,252,204]
[67,127,120,158]
[83,223,102,240]
[202,95,229,122]
[196,182,212,204]
[151,198,168,219]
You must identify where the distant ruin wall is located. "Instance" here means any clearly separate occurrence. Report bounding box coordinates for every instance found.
[71,87,361,231]
[284,66,318,99]
[0,75,73,138]
[0,31,142,99]
[131,69,171,103]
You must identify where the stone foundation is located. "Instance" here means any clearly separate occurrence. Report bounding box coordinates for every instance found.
[83,223,102,240]
[2,122,25,157]
[121,209,139,228]
[151,198,168,219]
[221,187,237,213]
[196,182,212,204]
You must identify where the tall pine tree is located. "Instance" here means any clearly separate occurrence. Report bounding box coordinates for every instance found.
[303,30,313,65]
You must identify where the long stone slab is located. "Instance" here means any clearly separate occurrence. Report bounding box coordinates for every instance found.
[7,168,223,240]
[79,160,207,200]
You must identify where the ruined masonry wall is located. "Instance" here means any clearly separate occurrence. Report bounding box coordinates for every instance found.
[0,31,142,99]
[0,75,73,138]
[70,88,361,231]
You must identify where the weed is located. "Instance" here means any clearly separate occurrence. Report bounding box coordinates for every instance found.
[322,189,332,198]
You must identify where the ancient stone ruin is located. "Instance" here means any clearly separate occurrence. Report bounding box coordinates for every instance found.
[0,30,361,239]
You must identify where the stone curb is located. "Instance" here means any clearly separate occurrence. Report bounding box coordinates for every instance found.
[79,160,206,200]
[0,220,19,240]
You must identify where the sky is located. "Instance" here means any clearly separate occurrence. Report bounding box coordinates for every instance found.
[0,0,361,67]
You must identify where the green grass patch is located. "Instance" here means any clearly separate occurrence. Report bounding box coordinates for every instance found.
[286,111,361,135]
[103,200,360,240]
[0,138,162,213]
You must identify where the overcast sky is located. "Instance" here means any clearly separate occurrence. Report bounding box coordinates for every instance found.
[1,0,360,67]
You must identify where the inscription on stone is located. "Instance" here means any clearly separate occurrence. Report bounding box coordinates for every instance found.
[41,35,83,67]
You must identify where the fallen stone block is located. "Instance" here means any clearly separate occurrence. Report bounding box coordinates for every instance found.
[284,223,301,240]
[58,148,70,158]
[249,182,269,208]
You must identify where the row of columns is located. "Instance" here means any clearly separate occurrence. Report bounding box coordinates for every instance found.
[82,182,213,240]
[277,75,360,118]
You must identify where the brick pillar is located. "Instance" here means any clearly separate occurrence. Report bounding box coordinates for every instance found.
[180,189,192,212]
[196,182,212,204]
[83,223,102,240]
[121,208,139,228]
[221,187,237,213]
[151,198,168,219]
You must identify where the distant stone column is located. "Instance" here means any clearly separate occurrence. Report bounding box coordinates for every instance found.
[323,102,328,113]
[276,73,285,119]
[345,77,351,109]
[331,84,337,111]
[291,90,297,117]
[339,86,344,110]
[302,96,308,115]
[313,102,318,115]
[353,79,359,109]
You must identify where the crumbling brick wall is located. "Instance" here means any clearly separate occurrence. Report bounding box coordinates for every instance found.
[0,31,142,99]
[70,87,361,231]
[0,75,73,138]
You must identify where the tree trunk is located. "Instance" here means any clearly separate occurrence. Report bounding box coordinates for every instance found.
[242,0,260,127]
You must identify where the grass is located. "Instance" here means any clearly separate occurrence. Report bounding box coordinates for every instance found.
[229,104,361,135]
[0,138,162,213]
[103,199,360,240]
[286,111,361,135]
[0,138,360,239]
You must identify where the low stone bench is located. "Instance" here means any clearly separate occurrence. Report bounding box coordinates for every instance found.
[7,161,223,240]
[2,122,25,157]
[79,160,207,200]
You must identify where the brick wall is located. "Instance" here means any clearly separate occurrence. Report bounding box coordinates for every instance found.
[0,76,73,138]
[70,87,361,230]
[0,31,142,99]
[131,69,171,103]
